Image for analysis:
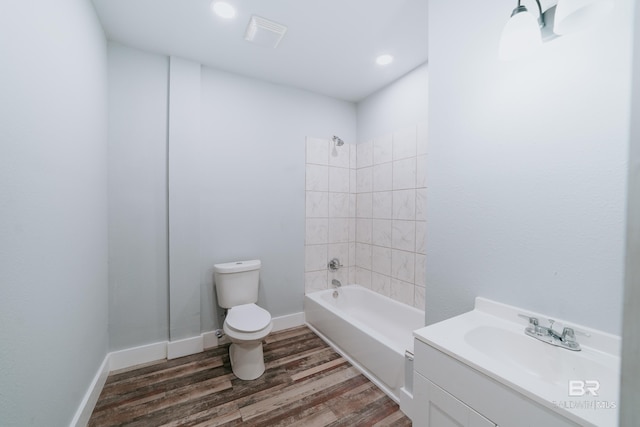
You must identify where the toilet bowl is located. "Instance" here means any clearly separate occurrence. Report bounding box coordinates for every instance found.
[222,303,273,380]
[213,259,272,381]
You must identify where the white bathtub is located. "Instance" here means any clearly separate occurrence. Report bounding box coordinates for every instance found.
[304,284,425,401]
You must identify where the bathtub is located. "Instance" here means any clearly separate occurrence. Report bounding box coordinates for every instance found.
[304,284,425,401]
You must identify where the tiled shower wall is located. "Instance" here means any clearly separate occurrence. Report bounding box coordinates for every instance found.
[304,122,427,309]
[304,138,357,292]
[354,123,428,309]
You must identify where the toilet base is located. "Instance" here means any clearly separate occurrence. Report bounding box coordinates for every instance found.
[228,341,266,380]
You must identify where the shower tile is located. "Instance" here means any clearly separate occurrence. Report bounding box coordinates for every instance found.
[305,270,328,293]
[373,163,392,192]
[329,167,350,193]
[305,218,328,245]
[329,142,349,168]
[356,218,372,244]
[328,193,349,218]
[391,249,415,283]
[348,242,356,267]
[390,278,414,306]
[348,218,356,242]
[417,121,428,156]
[355,266,372,288]
[392,220,416,252]
[372,192,393,219]
[349,169,357,193]
[372,219,392,247]
[392,157,416,190]
[393,125,417,160]
[348,194,357,217]
[356,193,372,218]
[373,133,393,165]
[415,253,426,286]
[356,167,373,193]
[305,244,327,272]
[416,155,427,188]
[306,164,328,192]
[371,272,391,297]
[349,144,357,169]
[306,191,328,218]
[416,188,427,221]
[348,267,356,284]
[371,246,391,276]
[392,189,416,220]
[414,285,426,310]
[306,137,329,165]
[416,221,427,254]
[328,218,349,243]
[355,243,372,270]
[357,140,373,168]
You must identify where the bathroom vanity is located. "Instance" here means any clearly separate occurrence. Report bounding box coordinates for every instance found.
[411,298,620,427]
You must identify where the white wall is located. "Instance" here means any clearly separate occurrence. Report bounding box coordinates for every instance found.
[620,1,640,423]
[168,56,202,341]
[426,0,633,334]
[200,67,356,330]
[0,0,109,425]
[107,43,169,351]
[357,63,428,143]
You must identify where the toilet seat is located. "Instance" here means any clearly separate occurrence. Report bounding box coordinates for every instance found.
[226,303,271,332]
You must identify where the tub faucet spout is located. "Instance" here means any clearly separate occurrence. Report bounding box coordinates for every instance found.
[331,279,342,288]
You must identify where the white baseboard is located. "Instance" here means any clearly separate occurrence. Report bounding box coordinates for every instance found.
[109,341,167,371]
[71,311,306,425]
[167,335,204,360]
[70,355,110,427]
[272,312,305,331]
[202,330,219,349]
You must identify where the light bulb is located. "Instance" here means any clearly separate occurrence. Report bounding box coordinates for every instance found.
[211,1,236,19]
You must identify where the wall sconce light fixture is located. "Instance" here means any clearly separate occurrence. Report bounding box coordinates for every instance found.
[499,0,614,61]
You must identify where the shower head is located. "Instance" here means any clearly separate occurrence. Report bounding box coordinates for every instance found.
[332,136,344,146]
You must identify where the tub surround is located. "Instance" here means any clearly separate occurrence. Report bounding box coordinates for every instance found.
[354,123,428,309]
[304,137,357,292]
[304,122,428,311]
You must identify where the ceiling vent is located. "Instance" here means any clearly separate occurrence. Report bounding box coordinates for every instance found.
[244,16,287,48]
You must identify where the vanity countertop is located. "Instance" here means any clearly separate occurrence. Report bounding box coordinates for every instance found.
[414,298,621,427]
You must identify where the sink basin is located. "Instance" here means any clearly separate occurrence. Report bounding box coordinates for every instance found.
[414,297,621,427]
[464,325,617,388]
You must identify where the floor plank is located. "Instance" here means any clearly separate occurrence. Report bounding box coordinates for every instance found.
[89,326,412,426]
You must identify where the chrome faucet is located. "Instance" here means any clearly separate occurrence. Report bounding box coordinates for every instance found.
[517,315,590,351]
[331,279,342,288]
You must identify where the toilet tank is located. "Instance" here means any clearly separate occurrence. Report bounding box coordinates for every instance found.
[213,259,261,308]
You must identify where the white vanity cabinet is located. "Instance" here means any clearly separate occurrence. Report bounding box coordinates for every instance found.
[412,338,580,427]
[414,372,496,427]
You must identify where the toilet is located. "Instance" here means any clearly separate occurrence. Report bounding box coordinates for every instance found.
[213,259,273,380]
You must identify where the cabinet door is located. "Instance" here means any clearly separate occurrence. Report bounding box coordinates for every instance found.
[414,373,496,427]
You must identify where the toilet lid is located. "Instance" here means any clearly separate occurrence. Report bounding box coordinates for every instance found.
[226,304,271,332]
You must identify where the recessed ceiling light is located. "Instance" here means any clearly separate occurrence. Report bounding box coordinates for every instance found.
[376,54,394,66]
[211,1,236,19]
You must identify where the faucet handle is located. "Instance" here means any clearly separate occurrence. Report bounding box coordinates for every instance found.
[562,327,591,341]
[517,314,539,326]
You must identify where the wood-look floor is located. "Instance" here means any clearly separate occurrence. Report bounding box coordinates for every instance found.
[89,326,412,426]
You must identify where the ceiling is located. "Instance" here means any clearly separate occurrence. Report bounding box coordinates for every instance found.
[91,0,428,102]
